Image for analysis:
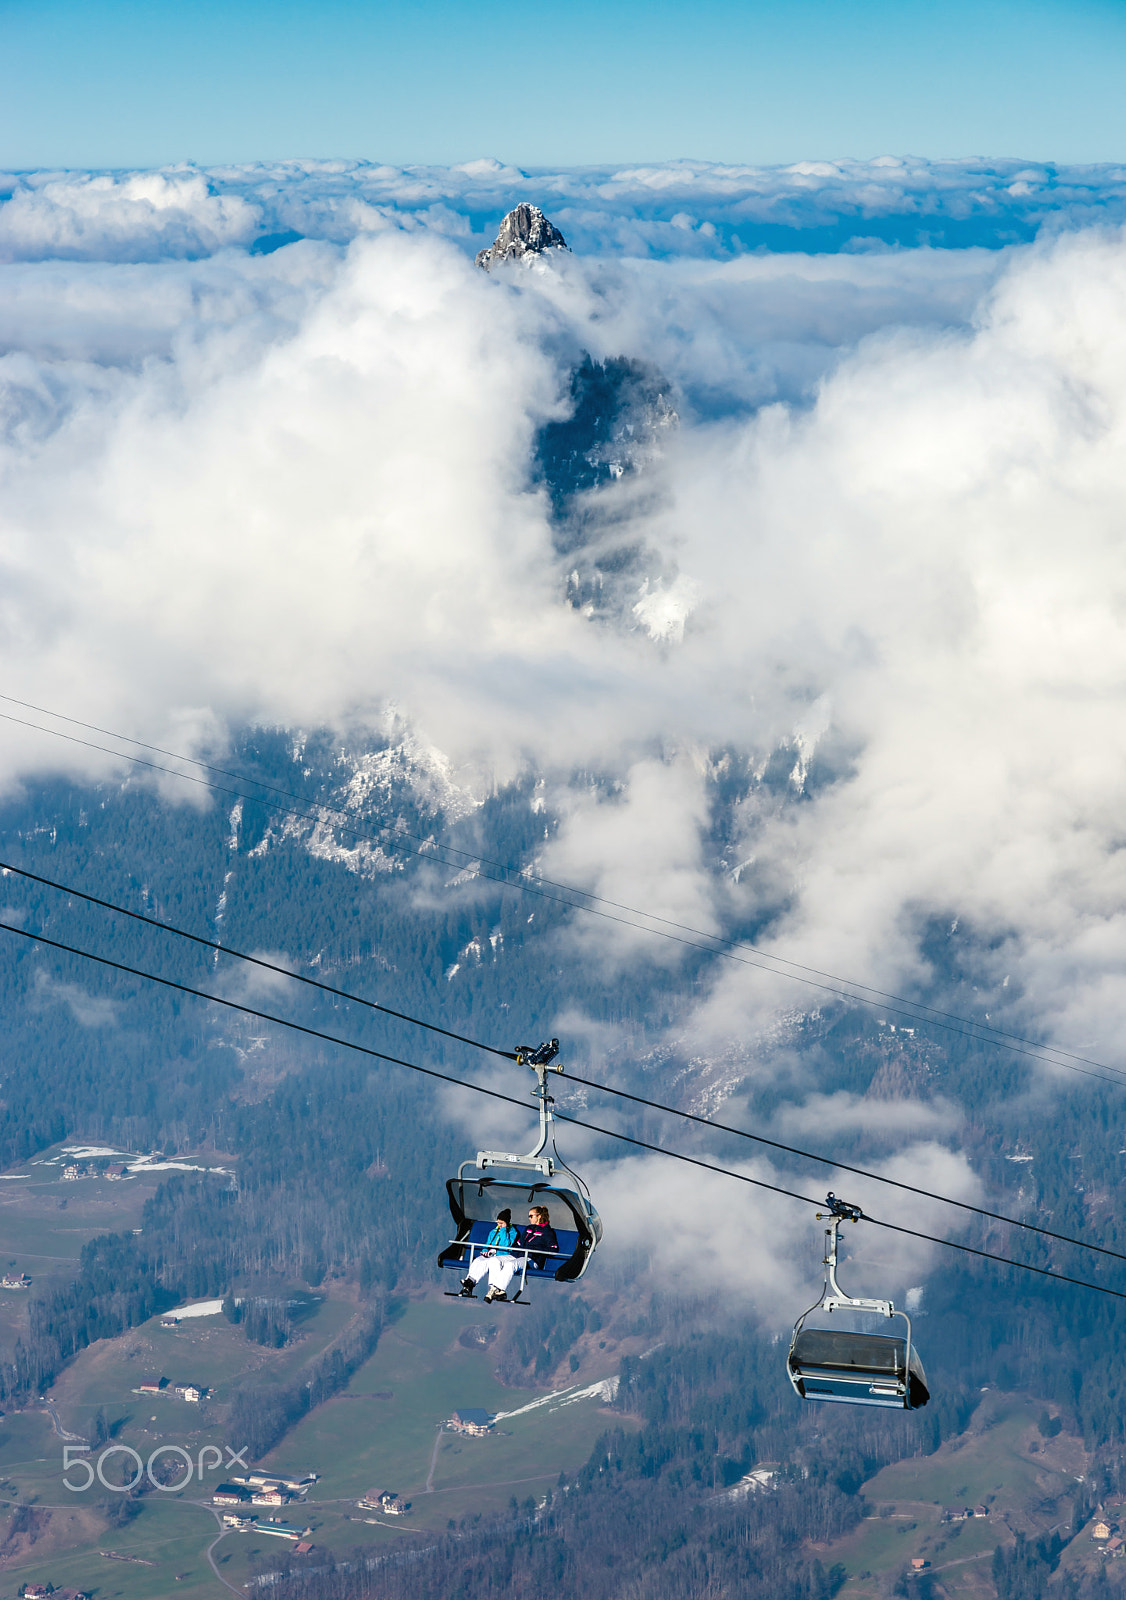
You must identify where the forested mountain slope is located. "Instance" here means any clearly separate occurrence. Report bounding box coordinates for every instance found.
[0,726,1124,1597]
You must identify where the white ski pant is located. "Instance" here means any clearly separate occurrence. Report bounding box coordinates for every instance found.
[467,1253,520,1293]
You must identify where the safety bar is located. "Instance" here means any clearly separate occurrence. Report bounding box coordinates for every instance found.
[449,1237,564,1292]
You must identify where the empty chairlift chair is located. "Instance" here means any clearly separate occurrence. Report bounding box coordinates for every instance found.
[438,1038,602,1303]
[787,1195,929,1412]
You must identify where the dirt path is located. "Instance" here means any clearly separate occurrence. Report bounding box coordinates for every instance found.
[42,1399,86,1445]
[203,1510,246,1597]
[925,1550,994,1574]
[425,1471,558,1496]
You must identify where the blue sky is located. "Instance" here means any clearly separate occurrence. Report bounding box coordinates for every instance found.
[3,0,1126,170]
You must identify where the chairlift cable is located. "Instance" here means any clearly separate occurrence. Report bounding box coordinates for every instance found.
[856,1210,1126,1301]
[559,1069,1126,1266]
[3,855,1125,1268]
[2,917,1126,1304]
[0,917,823,1215]
[0,696,1121,1086]
[0,858,515,1062]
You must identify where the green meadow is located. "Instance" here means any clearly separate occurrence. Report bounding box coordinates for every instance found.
[0,1293,630,1598]
[827,1397,1092,1599]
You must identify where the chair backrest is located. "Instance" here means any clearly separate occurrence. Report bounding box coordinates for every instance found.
[792,1328,906,1374]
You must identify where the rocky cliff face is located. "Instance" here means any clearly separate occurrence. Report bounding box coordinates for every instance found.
[533,353,680,625]
[475,204,568,269]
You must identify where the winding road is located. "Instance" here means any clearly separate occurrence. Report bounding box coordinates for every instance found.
[42,1398,87,1445]
[199,1504,249,1596]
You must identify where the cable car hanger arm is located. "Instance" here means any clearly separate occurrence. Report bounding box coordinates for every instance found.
[475,1039,564,1175]
[812,1195,893,1316]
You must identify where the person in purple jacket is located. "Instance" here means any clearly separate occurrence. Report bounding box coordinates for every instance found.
[521,1205,559,1272]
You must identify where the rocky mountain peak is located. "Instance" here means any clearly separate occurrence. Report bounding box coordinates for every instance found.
[475,204,569,270]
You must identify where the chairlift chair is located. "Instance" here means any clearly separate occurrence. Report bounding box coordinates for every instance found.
[438,1039,603,1303]
[787,1195,929,1411]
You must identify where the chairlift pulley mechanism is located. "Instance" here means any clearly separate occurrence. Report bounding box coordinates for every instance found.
[514,1038,562,1071]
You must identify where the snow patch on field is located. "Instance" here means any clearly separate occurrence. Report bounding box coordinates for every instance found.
[493,1375,619,1420]
[164,1298,226,1319]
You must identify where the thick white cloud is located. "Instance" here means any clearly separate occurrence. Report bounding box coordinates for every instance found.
[655,225,1126,1067]
[3,173,1126,1096]
[0,170,259,263]
[544,757,720,967]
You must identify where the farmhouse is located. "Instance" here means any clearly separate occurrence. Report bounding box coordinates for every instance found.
[18,1587,88,1599]
[213,1484,253,1506]
[105,1164,126,1180]
[358,1488,409,1515]
[449,1408,494,1436]
[1,1272,31,1289]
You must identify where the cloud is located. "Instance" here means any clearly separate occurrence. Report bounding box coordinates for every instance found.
[768,1092,961,1147]
[540,757,719,967]
[5,157,1126,265]
[666,225,1126,1064]
[34,970,118,1027]
[585,1137,980,1324]
[0,226,572,783]
[213,949,300,1006]
[3,171,1126,1103]
[0,169,260,263]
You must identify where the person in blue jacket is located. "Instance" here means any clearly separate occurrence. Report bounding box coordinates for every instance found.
[460,1208,521,1301]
